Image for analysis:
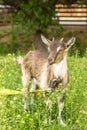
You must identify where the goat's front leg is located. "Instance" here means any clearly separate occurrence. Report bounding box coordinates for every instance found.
[58,95,65,126]
[58,88,67,126]
[22,74,31,112]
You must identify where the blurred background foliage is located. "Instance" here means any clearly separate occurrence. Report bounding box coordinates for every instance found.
[0,0,87,56]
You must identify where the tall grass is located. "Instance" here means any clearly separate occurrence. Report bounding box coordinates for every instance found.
[0,53,87,130]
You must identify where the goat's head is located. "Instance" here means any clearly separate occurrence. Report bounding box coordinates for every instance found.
[41,35,75,65]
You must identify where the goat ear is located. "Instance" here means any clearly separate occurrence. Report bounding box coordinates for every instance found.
[60,37,64,43]
[66,37,76,51]
[41,34,51,46]
[17,56,23,65]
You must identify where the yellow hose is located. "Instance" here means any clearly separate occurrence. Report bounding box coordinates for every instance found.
[0,89,45,96]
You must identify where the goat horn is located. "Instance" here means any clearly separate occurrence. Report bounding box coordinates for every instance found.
[52,37,54,41]
[60,38,64,43]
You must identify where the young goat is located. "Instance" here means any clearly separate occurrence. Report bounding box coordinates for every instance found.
[17,35,75,126]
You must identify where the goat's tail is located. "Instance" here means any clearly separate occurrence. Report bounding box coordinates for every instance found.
[17,56,23,65]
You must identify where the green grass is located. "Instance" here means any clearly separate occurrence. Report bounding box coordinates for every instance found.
[0,54,87,130]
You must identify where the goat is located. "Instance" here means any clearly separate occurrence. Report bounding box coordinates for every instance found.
[17,35,75,126]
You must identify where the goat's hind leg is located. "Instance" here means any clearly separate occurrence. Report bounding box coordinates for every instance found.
[22,74,31,112]
[30,79,37,105]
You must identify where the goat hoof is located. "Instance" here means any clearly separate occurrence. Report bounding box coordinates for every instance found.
[60,120,66,127]
[25,109,28,112]
[24,106,28,112]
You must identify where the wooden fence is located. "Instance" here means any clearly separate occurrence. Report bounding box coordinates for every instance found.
[0,5,12,26]
[54,4,87,29]
[0,4,87,29]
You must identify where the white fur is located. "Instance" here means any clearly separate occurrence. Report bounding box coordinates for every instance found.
[39,63,48,90]
[57,46,61,52]
[22,75,29,88]
[17,56,23,64]
[53,55,67,79]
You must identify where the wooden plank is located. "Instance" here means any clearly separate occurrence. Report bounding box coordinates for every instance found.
[56,13,87,17]
[59,21,87,25]
[55,4,87,8]
[58,17,87,21]
[55,8,87,13]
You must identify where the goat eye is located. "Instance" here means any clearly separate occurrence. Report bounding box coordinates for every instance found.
[58,50,62,53]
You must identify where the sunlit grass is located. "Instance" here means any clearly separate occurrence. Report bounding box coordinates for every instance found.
[0,54,87,130]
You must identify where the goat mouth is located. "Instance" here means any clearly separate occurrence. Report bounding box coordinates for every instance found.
[48,61,55,65]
